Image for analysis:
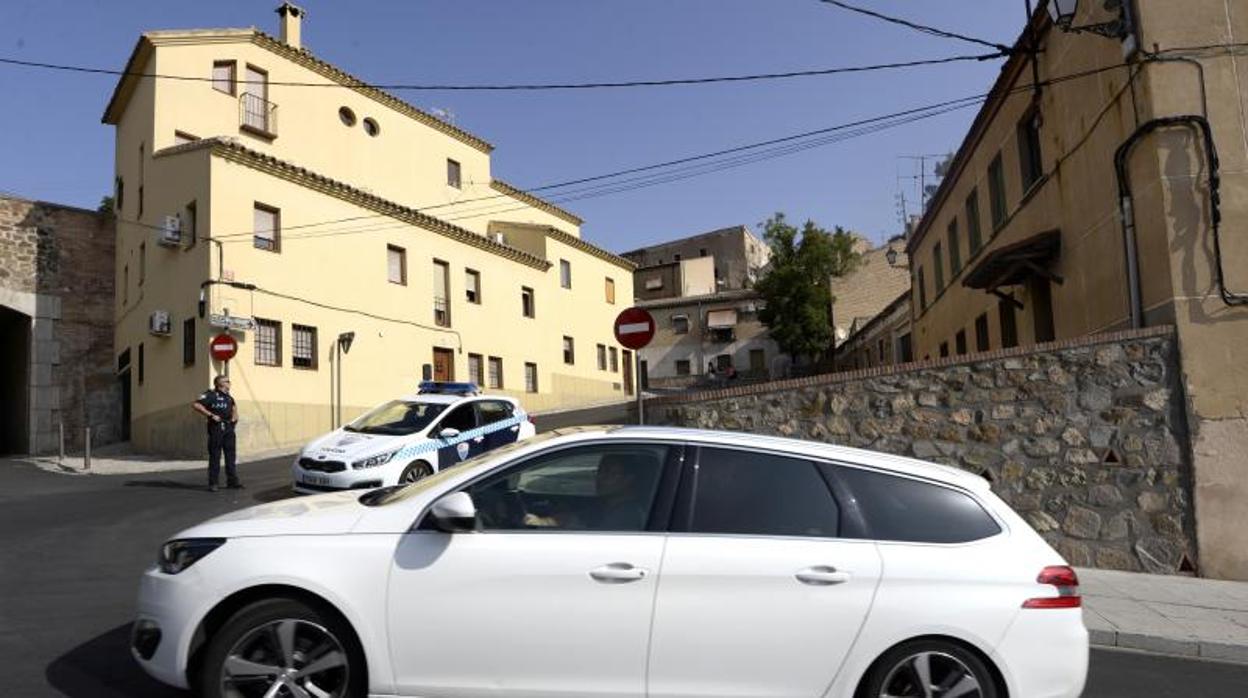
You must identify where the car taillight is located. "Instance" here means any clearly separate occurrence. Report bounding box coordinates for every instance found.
[1022,565,1081,609]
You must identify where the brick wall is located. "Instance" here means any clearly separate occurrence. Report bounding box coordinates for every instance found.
[0,195,120,453]
[652,326,1198,575]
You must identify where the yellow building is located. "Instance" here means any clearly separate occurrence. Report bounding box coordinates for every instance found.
[102,4,635,457]
[904,2,1248,579]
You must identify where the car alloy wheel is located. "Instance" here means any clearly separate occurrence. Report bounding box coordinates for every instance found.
[400,462,433,484]
[877,650,984,698]
[219,618,349,698]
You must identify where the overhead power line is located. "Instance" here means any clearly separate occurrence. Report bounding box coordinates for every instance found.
[115,59,1129,247]
[0,52,1001,91]
[818,0,1013,54]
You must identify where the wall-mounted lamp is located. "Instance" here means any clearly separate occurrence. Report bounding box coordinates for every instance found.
[1047,0,1130,39]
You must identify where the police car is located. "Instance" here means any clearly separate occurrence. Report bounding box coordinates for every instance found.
[291,382,535,494]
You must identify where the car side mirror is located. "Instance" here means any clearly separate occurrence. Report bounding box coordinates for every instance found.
[438,427,461,439]
[429,492,477,533]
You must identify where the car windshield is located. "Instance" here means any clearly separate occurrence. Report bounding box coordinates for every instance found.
[363,430,568,507]
[345,400,447,436]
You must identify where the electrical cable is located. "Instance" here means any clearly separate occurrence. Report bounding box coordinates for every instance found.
[0,52,1001,91]
[818,0,1013,54]
[115,61,1131,246]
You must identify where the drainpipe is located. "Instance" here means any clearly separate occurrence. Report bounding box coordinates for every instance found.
[1115,114,1228,328]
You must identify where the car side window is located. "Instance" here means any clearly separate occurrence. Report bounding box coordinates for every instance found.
[476,400,513,426]
[464,444,669,532]
[829,465,1001,544]
[688,448,840,538]
[438,404,477,433]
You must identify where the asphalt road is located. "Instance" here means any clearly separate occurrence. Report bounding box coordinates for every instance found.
[2,412,1246,696]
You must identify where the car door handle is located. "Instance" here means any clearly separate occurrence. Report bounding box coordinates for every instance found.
[472,436,485,444]
[795,566,851,586]
[589,563,648,583]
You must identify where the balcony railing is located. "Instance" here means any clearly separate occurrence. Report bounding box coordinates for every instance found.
[240,92,278,138]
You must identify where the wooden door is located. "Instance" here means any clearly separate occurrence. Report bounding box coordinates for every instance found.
[433,347,455,381]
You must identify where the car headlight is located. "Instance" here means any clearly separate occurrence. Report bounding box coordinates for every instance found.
[158,538,226,575]
[353,449,399,469]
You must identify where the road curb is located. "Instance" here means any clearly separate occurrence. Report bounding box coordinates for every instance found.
[1090,630,1248,664]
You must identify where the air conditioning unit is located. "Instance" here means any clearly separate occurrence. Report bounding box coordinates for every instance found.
[149,310,172,336]
[159,215,182,246]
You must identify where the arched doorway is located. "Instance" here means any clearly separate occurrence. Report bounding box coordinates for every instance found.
[0,305,31,455]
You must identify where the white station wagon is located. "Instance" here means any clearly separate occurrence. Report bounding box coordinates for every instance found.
[292,382,534,494]
[136,426,1087,698]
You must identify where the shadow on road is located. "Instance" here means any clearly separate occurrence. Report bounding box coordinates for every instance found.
[252,484,297,503]
[45,623,185,697]
[122,480,209,491]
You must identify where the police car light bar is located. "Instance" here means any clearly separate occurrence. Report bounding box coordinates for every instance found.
[418,381,480,396]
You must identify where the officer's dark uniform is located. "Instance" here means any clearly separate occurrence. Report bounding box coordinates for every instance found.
[196,388,239,488]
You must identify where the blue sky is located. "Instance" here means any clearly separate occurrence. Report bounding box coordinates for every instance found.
[0,1,1025,252]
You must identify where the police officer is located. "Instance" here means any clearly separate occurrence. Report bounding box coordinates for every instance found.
[191,375,243,492]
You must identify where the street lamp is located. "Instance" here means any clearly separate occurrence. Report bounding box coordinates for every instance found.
[1046,0,1130,39]
[885,247,900,267]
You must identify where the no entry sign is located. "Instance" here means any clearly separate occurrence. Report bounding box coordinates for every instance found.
[614,307,656,350]
[210,333,238,362]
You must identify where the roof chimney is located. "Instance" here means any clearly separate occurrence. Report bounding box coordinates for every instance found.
[276,2,304,49]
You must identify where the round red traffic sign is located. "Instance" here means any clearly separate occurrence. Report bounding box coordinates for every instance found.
[209,333,238,362]
[614,307,656,350]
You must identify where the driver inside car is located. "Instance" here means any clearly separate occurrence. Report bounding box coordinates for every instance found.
[523,453,654,530]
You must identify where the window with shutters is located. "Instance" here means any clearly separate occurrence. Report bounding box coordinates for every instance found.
[965,189,983,254]
[465,269,481,304]
[253,203,280,252]
[468,353,485,386]
[524,362,538,393]
[609,347,618,372]
[560,260,572,289]
[975,313,991,351]
[989,153,1007,230]
[605,277,616,304]
[255,318,281,366]
[597,344,607,370]
[212,60,236,95]
[433,260,450,327]
[521,286,535,318]
[447,159,462,189]
[488,356,503,389]
[292,324,317,369]
[563,336,575,365]
[387,245,406,285]
[932,242,944,292]
[948,220,962,275]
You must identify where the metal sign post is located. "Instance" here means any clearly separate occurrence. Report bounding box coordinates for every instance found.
[614,307,656,426]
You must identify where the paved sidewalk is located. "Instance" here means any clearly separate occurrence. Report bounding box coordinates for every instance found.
[1081,567,1248,663]
[14,441,296,476]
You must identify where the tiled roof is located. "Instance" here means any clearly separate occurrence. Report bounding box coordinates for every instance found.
[103,29,493,153]
[489,180,583,226]
[155,137,550,269]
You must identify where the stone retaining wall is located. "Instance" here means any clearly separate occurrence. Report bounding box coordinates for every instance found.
[652,326,1197,575]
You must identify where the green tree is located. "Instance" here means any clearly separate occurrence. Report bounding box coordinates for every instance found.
[97,195,115,216]
[755,213,861,361]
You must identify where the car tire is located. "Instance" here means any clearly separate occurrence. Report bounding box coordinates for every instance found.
[861,638,999,698]
[399,461,433,484]
[196,597,367,698]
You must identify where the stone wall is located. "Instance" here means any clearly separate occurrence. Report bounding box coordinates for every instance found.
[0,194,120,454]
[652,326,1198,575]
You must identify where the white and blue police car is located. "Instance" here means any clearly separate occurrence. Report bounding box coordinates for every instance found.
[291,382,535,494]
